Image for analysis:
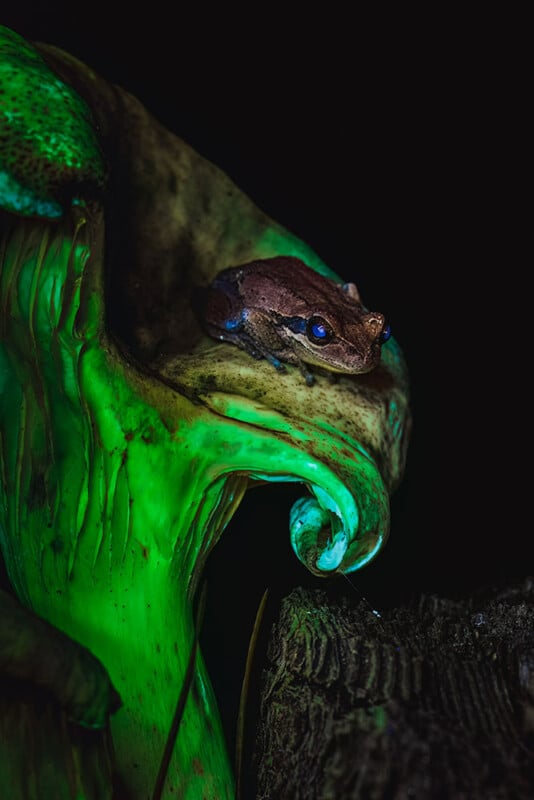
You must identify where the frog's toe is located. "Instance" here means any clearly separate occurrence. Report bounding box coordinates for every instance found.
[265,354,286,372]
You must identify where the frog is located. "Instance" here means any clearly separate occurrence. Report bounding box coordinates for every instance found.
[196,255,391,385]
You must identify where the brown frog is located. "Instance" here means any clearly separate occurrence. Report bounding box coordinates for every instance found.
[197,256,391,385]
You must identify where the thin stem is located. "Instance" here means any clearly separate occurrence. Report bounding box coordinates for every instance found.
[152,582,208,800]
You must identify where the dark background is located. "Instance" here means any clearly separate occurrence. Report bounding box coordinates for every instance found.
[1,11,522,758]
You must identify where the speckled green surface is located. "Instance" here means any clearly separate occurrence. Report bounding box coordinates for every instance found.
[0,25,105,218]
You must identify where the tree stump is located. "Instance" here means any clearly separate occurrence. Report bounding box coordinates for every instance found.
[252,580,534,799]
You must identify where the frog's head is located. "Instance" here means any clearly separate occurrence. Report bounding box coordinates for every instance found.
[282,304,391,374]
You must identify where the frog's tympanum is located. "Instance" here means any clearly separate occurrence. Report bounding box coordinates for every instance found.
[0,25,411,800]
[198,256,391,385]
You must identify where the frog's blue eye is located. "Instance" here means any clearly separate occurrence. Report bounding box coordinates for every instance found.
[312,322,328,338]
[307,316,333,345]
[380,324,392,344]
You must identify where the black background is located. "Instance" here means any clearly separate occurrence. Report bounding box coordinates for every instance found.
[1,11,523,756]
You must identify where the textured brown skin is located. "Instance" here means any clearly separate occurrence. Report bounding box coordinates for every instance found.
[199,256,388,377]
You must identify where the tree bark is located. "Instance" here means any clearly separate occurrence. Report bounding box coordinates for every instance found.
[252,580,534,799]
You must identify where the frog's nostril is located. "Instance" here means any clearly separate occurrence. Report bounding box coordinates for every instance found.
[364,312,385,333]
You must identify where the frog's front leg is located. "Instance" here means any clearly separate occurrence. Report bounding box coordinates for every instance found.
[238,309,318,384]
[217,307,288,371]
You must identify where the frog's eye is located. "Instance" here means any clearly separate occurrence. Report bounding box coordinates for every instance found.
[380,324,392,344]
[307,316,333,345]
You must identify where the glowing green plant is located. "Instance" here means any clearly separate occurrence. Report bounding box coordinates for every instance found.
[0,26,410,799]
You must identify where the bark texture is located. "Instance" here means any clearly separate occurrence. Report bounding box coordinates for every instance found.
[252,580,534,800]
